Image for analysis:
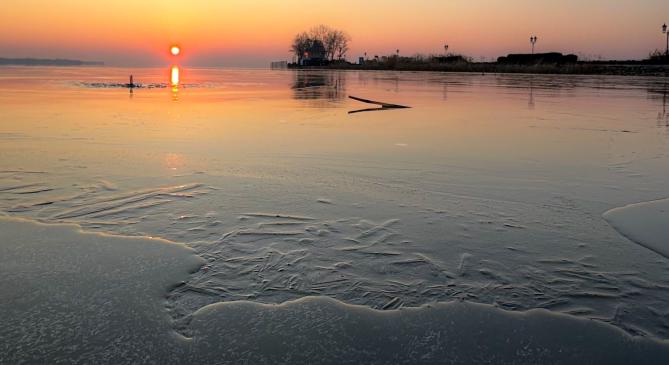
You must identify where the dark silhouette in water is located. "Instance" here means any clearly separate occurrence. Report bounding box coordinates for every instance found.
[126,75,136,88]
[348,95,410,114]
[126,75,136,97]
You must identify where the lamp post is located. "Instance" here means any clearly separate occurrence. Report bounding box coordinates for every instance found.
[663,24,668,57]
[530,36,538,54]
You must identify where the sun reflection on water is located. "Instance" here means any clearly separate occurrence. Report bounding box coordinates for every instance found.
[171,65,180,86]
[170,65,180,101]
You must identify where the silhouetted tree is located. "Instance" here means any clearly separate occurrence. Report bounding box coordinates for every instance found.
[291,25,351,61]
[291,32,312,63]
[333,30,350,60]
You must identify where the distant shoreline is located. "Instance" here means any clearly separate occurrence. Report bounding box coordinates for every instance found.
[0,58,104,66]
[287,62,669,77]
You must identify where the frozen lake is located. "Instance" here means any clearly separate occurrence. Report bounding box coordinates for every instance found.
[1,67,669,363]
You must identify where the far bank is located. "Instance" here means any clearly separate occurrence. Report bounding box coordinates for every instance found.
[286,62,669,77]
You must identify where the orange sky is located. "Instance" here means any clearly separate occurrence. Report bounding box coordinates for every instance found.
[2,0,668,66]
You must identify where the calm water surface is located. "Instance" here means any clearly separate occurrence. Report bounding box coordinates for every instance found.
[1,66,669,340]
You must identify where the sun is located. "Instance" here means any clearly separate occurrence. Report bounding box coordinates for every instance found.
[170,45,181,56]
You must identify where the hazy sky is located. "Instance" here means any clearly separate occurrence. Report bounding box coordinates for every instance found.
[2,0,668,66]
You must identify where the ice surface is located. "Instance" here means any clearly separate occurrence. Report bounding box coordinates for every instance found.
[2,68,669,361]
[1,217,668,364]
[0,217,204,364]
[604,198,669,259]
[189,297,669,364]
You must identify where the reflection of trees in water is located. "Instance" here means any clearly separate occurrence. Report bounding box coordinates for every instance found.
[292,71,346,102]
[648,83,669,131]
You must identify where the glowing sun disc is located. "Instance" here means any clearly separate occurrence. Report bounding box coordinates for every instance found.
[170,46,181,56]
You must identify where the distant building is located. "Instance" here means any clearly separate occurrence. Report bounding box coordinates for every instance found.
[497,52,578,65]
[300,40,327,66]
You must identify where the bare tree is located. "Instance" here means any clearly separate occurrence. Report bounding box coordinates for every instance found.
[290,25,351,62]
[291,32,311,63]
[309,25,331,42]
[333,30,351,60]
[310,25,337,60]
